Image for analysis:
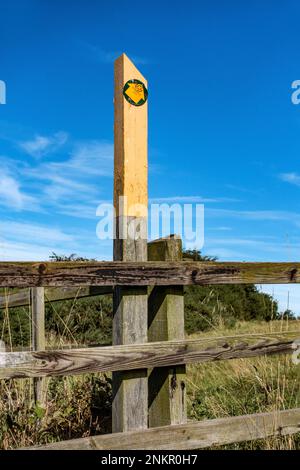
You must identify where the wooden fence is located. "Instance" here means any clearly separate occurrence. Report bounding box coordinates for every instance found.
[1,244,300,449]
[0,53,300,450]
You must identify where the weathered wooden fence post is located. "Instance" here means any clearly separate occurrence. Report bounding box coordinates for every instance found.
[148,236,187,427]
[31,287,46,405]
[112,54,148,432]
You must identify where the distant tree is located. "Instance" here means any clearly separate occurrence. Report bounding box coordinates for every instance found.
[278,309,296,320]
[48,249,281,335]
[49,252,96,262]
[182,249,279,332]
[0,249,282,348]
[183,249,217,261]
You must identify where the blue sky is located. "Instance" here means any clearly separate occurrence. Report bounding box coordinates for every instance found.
[1,0,300,312]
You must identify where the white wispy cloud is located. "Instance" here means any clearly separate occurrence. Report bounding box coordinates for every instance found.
[149,196,239,203]
[0,170,39,211]
[43,175,98,202]
[55,202,98,219]
[201,233,300,263]
[0,240,53,261]
[210,226,232,231]
[207,236,300,252]
[27,140,113,182]
[206,208,300,226]
[20,139,113,217]
[0,220,75,261]
[88,45,117,63]
[56,200,112,219]
[225,184,263,195]
[0,219,113,261]
[1,136,113,219]
[197,246,252,260]
[0,221,74,244]
[19,131,68,157]
[55,141,113,177]
[0,238,112,262]
[81,42,149,65]
[279,172,300,187]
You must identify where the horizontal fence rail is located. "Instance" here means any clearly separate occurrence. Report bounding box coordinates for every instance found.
[26,407,300,450]
[1,331,299,379]
[0,286,113,309]
[0,261,300,287]
[1,259,300,450]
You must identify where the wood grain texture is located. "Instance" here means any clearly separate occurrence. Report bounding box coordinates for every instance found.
[112,287,148,432]
[0,289,30,309]
[148,236,186,427]
[113,53,148,217]
[0,261,300,287]
[1,332,299,379]
[0,286,113,309]
[31,288,45,352]
[31,287,46,404]
[26,407,300,450]
[112,54,148,433]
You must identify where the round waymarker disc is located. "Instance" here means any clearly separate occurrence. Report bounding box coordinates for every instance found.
[123,79,148,106]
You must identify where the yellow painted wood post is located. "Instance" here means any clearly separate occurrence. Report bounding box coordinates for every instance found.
[112,54,148,432]
[31,287,46,405]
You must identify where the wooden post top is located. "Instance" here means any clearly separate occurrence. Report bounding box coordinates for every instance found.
[114,53,148,218]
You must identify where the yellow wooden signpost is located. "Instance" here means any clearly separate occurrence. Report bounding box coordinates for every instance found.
[113,54,148,432]
[0,51,300,452]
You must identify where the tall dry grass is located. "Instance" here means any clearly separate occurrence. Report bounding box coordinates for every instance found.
[1,286,300,449]
[186,320,300,449]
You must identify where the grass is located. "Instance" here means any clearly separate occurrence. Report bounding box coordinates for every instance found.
[186,320,300,449]
[1,300,300,449]
[0,374,112,449]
